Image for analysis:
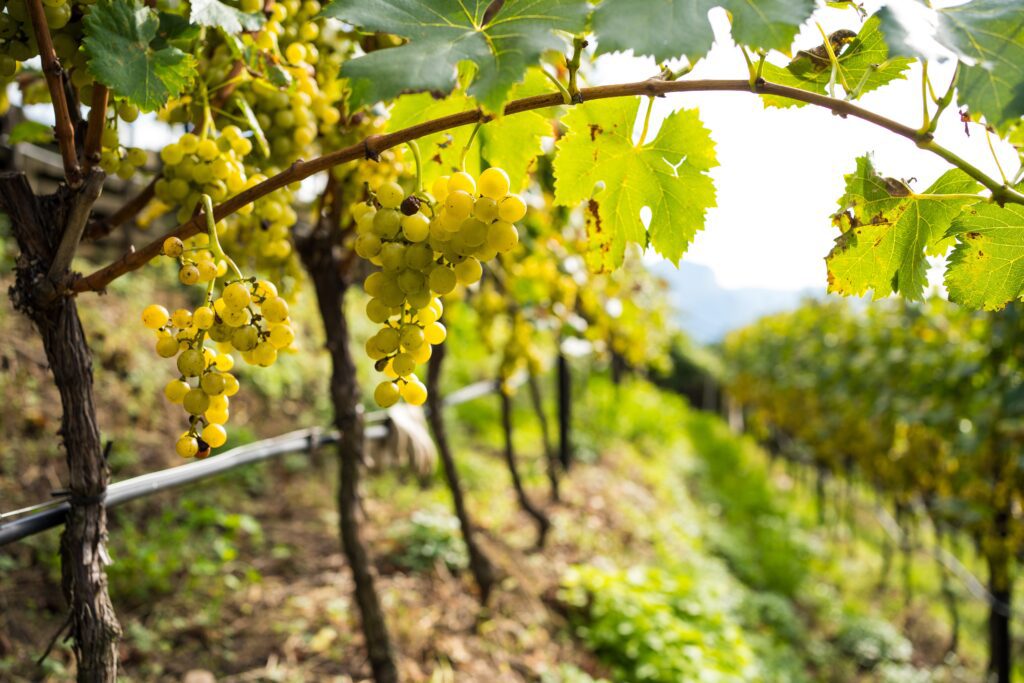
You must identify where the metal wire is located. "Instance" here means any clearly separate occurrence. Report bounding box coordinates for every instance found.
[0,377,508,546]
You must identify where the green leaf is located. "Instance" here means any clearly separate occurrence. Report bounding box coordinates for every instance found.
[8,120,53,145]
[592,0,717,62]
[760,15,913,108]
[480,70,555,191]
[189,0,264,33]
[232,94,269,158]
[387,71,555,192]
[592,0,815,60]
[322,0,588,112]
[387,92,480,188]
[553,98,717,266]
[826,155,980,301]
[83,0,196,112]
[879,1,1024,132]
[945,201,1024,310]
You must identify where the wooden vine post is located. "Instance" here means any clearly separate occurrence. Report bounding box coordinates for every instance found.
[295,194,398,683]
[426,341,497,604]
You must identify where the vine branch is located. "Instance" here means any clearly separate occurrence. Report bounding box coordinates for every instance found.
[83,177,157,241]
[72,77,1024,295]
[82,85,108,173]
[25,0,81,187]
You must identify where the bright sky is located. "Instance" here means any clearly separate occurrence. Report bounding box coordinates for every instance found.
[594,0,1019,291]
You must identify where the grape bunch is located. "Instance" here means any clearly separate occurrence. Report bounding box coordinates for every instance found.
[155,129,252,224]
[97,126,149,181]
[354,167,527,407]
[148,230,294,459]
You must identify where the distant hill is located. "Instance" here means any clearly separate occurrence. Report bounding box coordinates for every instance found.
[651,261,822,343]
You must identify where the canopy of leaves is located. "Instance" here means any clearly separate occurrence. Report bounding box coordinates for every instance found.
[592,0,815,61]
[83,0,196,112]
[945,200,1024,310]
[323,0,588,112]
[760,15,912,108]
[879,0,1024,132]
[553,98,717,269]
[826,155,980,300]
[189,0,265,33]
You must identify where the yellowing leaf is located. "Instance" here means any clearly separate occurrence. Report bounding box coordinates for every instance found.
[553,98,717,266]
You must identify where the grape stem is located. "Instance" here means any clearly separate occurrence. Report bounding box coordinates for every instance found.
[72,76,1024,295]
[636,97,654,147]
[81,85,109,173]
[407,140,423,193]
[459,121,482,171]
[200,194,244,281]
[25,0,81,187]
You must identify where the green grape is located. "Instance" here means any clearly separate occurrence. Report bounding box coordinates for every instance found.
[261,297,290,323]
[487,220,519,252]
[428,264,457,295]
[376,181,404,209]
[375,327,400,354]
[392,352,416,377]
[478,167,510,199]
[401,212,430,242]
[399,324,425,350]
[177,349,206,376]
[372,208,402,239]
[200,372,225,395]
[202,423,228,448]
[374,380,400,408]
[400,377,428,406]
[379,242,406,270]
[498,194,527,222]
[448,171,475,195]
[142,304,169,330]
[156,335,181,358]
[231,325,259,351]
[454,257,482,285]
[176,434,200,458]
[444,191,473,219]
[222,282,252,309]
[183,388,211,415]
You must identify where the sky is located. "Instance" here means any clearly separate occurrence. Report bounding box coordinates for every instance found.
[594,0,1019,291]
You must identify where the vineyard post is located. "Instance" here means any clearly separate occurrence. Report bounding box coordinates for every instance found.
[295,220,398,683]
[526,369,560,502]
[498,385,550,549]
[557,349,572,472]
[2,170,121,681]
[425,341,497,604]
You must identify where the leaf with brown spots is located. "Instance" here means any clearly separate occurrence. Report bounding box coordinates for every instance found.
[945,200,1024,310]
[552,97,717,267]
[825,155,980,300]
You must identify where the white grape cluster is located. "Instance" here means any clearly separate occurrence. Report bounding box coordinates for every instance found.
[354,168,527,406]
[151,236,295,458]
[155,129,253,224]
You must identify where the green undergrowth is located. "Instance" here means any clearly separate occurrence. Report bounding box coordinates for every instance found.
[560,377,811,682]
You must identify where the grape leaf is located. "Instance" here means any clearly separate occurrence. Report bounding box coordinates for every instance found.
[189,0,265,33]
[83,0,196,112]
[480,71,556,191]
[944,201,1024,310]
[388,71,554,191]
[760,14,913,108]
[322,0,588,113]
[879,0,1024,132]
[8,120,53,145]
[826,155,980,300]
[553,97,717,266]
[592,0,814,61]
[387,93,481,188]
